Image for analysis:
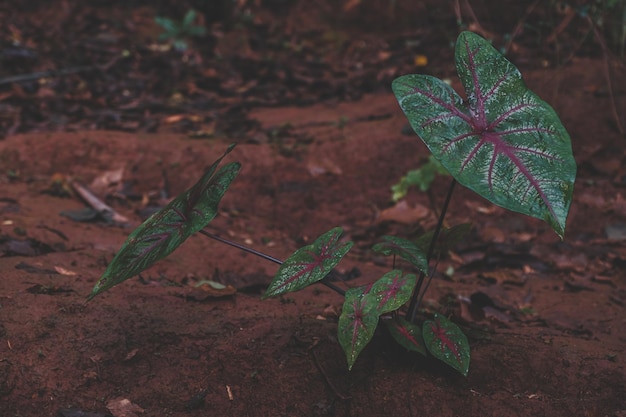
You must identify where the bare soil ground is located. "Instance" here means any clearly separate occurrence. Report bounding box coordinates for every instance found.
[1,1,625,416]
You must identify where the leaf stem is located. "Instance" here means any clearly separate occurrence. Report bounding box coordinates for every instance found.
[415,257,441,312]
[199,229,346,296]
[405,179,456,322]
[199,229,283,264]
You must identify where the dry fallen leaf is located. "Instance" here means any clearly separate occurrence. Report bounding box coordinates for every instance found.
[124,348,139,361]
[592,275,614,285]
[480,269,522,285]
[106,398,144,417]
[343,0,361,12]
[89,167,124,196]
[551,253,588,272]
[479,226,505,243]
[377,200,429,224]
[54,266,77,276]
[307,157,343,177]
[185,280,237,301]
[464,200,498,214]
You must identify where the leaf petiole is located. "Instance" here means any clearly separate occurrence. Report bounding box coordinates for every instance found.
[406,179,456,322]
[199,229,346,296]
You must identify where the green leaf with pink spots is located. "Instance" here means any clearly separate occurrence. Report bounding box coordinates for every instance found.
[338,286,379,370]
[423,314,470,376]
[368,270,416,314]
[263,227,353,298]
[89,144,240,300]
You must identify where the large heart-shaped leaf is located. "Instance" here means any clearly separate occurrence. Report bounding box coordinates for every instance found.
[88,144,240,300]
[263,227,353,298]
[338,286,379,370]
[393,31,576,238]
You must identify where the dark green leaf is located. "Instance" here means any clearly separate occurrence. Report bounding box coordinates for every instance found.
[89,144,240,300]
[372,235,428,273]
[263,227,353,298]
[385,317,427,355]
[414,223,472,255]
[173,39,189,51]
[182,9,198,28]
[187,26,207,37]
[423,314,470,376]
[155,17,179,34]
[338,286,379,370]
[393,31,576,238]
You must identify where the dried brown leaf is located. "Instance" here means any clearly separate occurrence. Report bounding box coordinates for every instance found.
[377,200,429,225]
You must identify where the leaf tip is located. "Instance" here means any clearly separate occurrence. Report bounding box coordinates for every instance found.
[86,288,100,302]
[225,142,237,154]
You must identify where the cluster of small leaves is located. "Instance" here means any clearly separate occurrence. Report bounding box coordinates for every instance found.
[263,230,470,374]
[337,270,416,369]
[383,314,470,376]
[156,9,207,51]
[392,155,449,201]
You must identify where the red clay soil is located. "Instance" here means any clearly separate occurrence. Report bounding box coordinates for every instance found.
[1,1,626,417]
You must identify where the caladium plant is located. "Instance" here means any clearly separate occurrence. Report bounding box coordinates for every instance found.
[88,31,575,378]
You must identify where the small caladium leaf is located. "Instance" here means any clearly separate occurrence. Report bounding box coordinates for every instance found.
[88,144,240,300]
[392,155,450,201]
[372,236,428,273]
[384,317,427,356]
[368,270,416,314]
[423,314,470,376]
[393,31,576,238]
[182,9,198,28]
[338,286,379,370]
[263,227,353,298]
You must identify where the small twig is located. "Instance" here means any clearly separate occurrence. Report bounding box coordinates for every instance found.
[0,66,95,86]
[0,55,122,86]
[414,257,442,311]
[71,181,130,224]
[589,16,625,135]
[199,229,283,264]
[457,0,494,40]
[546,6,577,45]
[311,345,352,400]
[503,0,541,54]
